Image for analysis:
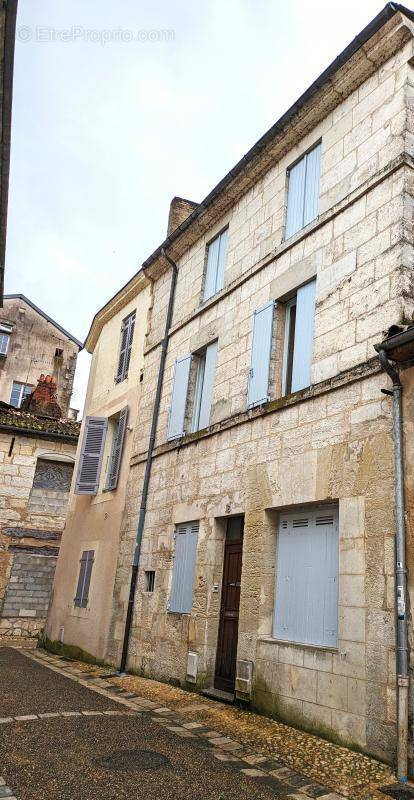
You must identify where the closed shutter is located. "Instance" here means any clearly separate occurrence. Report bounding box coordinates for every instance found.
[303,143,321,227]
[203,228,228,301]
[285,156,306,239]
[291,279,316,393]
[74,550,95,608]
[247,300,275,408]
[167,354,192,440]
[285,143,321,239]
[115,312,136,383]
[273,506,338,646]
[75,417,107,495]
[215,228,228,293]
[198,341,218,429]
[106,406,129,491]
[169,522,199,613]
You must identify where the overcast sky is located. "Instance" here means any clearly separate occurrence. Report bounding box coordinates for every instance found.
[6,0,391,413]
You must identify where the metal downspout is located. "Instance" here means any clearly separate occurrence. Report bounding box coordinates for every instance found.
[119,250,178,674]
[378,348,409,783]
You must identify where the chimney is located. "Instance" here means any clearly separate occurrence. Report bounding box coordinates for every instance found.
[167,197,198,237]
[20,374,63,419]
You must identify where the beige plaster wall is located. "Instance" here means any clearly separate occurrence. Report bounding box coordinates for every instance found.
[45,284,151,661]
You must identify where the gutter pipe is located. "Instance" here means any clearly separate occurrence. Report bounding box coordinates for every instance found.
[378,348,409,783]
[119,250,178,674]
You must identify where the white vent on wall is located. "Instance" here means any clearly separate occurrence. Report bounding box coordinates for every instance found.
[316,515,334,526]
[235,659,253,697]
[58,626,64,643]
[292,518,309,528]
[186,651,198,683]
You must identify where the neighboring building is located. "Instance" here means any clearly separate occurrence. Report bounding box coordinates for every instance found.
[0,375,80,637]
[0,295,82,416]
[46,271,151,660]
[46,3,414,773]
[0,0,18,303]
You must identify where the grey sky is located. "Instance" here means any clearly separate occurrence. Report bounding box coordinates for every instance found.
[6,0,389,413]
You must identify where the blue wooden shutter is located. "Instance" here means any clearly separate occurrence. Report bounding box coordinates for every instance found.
[273,506,338,646]
[198,341,218,430]
[75,417,107,495]
[285,143,321,239]
[167,354,192,440]
[106,406,129,491]
[169,522,199,613]
[247,300,274,408]
[204,236,220,301]
[290,279,316,393]
[215,229,228,293]
[285,157,306,239]
[74,550,95,608]
[304,143,321,227]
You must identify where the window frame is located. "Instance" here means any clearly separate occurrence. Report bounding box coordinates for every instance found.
[0,332,10,356]
[281,297,297,396]
[115,310,136,384]
[10,381,33,408]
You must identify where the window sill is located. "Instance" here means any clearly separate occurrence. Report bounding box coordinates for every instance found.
[258,636,338,653]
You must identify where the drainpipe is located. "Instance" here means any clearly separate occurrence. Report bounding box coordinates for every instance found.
[119,250,178,674]
[378,348,409,784]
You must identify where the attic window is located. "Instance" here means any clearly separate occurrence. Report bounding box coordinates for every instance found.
[55,348,63,358]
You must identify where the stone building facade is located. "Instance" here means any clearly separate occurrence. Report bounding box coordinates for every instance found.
[46,4,414,769]
[46,272,151,661]
[0,295,82,416]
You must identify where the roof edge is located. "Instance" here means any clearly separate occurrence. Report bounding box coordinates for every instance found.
[3,294,83,348]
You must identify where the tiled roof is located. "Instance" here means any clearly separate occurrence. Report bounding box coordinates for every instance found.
[0,406,80,441]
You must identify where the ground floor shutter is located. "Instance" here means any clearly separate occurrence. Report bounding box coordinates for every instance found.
[169,522,199,613]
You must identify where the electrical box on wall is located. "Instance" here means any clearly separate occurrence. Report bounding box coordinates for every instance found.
[235,659,253,697]
[186,651,198,683]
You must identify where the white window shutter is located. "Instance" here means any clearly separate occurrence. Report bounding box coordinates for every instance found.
[247,300,274,408]
[75,417,107,495]
[285,157,306,239]
[203,236,220,301]
[303,143,321,227]
[197,341,218,430]
[291,279,316,393]
[169,522,199,613]
[167,354,192,440]
[106,406,129,491]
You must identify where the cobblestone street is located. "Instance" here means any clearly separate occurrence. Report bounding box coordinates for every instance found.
[0,644,400,800]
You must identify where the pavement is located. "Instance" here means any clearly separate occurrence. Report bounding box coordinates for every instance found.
[0,644,398,800]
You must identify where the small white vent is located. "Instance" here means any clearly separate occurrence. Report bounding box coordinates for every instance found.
[292,518,309,528]
[58,626,64,643]
[316,515,334,526]
[281,520,288,529]
[186,651,198,683]
[235,659,253,697]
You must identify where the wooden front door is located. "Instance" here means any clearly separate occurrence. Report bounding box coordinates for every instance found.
[214,517,244,693]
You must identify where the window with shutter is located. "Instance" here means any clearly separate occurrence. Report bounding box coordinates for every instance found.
[105,406,129,491]
[167,354,192,440]
[203,228,229,301]
[74,549,95,608]
[247,300,275,409]
[282,279,316,395]
[75,417,107,495]
[115,311,136,384]
[273,504,338,647]
[285,142,321,239]
[169,522,199,613]
[0,333,9,356]
[191,341,218,432]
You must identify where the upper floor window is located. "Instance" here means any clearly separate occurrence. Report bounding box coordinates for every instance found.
[0,333,9,356]
[247,278,316,408]
[10,381,33,408]
[167,341,218,441]
[203,228,228,301]
[115,311,136,384]
[74,407,129,495]
[285,142,321,239]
